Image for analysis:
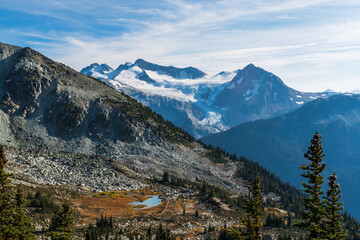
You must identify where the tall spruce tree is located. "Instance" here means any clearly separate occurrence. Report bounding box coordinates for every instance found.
[13,185,36,239]
[243,175,263,240]
[296,132,327,239]
[221,176,263,240]
[0,145,16,239]
[49,200,74,240]
[324,173,346,240]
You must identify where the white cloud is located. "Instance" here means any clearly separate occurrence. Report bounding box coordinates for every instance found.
[4,0,360,92]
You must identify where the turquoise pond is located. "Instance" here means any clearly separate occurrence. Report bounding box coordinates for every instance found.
[130,195,162,209]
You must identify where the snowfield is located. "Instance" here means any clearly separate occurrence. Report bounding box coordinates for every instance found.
[81,61,336,138]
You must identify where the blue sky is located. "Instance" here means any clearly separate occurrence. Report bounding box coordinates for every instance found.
[1,0,360,92]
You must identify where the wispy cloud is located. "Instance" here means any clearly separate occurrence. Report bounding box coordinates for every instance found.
[1,0,360,91]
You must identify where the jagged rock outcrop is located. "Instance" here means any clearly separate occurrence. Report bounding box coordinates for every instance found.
[0,42,245,193]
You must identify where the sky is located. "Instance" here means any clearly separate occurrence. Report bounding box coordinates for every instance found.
[1,0,360,92]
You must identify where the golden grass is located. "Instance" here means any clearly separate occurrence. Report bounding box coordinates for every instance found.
[71,190,167,222]
[132,204,147,209]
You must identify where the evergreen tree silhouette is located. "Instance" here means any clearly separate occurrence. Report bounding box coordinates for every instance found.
[324,172,346,239]
[295,132,327,239]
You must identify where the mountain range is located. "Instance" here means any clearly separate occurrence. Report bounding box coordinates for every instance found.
[0,42,239,191]
[2,42,360,238]
[81,60,335,138]
[82,59,360,218]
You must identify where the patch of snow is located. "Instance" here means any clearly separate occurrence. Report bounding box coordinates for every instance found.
[226,76,243,89]
[227,82,236,89]
[92,64,113,74]
[309,96,317,99]
[295,101,304,105]
[296,95,303,98]
[243,79,268,101]
[205,83,230,104]
[316,112,360,126]
[244,89,252,96]
[349,90,360,94]
[93,66,236,103]
[84,63,238,130]
[199,112,222,126]
[90,71,108,79]
[106,69,124,79]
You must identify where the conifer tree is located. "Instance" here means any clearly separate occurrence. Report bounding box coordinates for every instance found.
[243,175,263,240]
[162,171,170,184]
[287,210,292,227]
[0,145,16,239]
[296,132,327,239]
[221,176,263,240]
[13,185,36,239]
[49,200,74,240]
[324,173,346,240]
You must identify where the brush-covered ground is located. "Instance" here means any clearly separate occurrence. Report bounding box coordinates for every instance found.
[17,179,306,240]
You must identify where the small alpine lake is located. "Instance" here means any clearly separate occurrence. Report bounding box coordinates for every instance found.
[130,195,162,209]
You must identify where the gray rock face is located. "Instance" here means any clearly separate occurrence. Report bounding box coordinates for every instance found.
[134,58,207,79]
[214,64,300,125]
[0,42,245,193]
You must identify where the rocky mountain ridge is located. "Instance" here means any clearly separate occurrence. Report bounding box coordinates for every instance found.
[0,42,244,194]
[82,60,335,138]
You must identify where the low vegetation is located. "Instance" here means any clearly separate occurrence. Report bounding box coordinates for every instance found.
[1,132,360,239]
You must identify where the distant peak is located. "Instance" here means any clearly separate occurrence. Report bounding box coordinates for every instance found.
[80,63,100,74]
[115,63,132,71]
[243,63,256,70]
[216,71,229,76]
[89,63,100,67]
[134,58,148,65]
[241,63,271,77]
[216,69,240,77]
[133,59,206,79]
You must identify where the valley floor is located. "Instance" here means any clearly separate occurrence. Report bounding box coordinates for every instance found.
[19,182,303,239]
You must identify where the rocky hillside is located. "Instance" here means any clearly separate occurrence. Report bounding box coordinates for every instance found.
[0,42,245,193]
[2,42,360,239]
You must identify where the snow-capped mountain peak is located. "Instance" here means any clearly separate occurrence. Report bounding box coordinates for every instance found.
[80,63,113,79]
[133,58,207,79]
[81,61,336,138]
